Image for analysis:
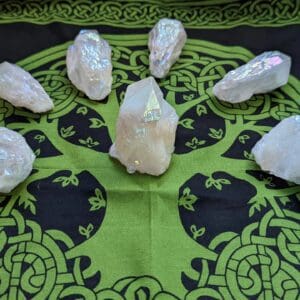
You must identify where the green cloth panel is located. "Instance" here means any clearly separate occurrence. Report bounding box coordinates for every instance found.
[0,1,300,299]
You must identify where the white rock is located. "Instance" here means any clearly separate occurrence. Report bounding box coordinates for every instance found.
[109,77,178,176]
[0,127,35,193]
[148,18,187,78]
[213,51,291,103]
[67,30,112,101]
[252,115,300,184]
[0,62,54,113]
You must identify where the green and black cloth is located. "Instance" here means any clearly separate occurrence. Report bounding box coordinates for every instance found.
[0,1,300,299]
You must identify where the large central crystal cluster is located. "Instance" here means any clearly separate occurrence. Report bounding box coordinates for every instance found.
[148,18,187,78]
[213,51,291,103]
[67,30,112,101]
[109,77,179,176]
[0,62,54,113]
[0,127,35,193]
[252,116,300,184]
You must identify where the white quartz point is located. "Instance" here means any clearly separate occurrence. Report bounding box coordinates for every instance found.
[0,62,54,113]
[213,51,291,103]
[0,127,35,193]
[109,77,179,176]
[252,116,300,184]
[148,18,187,78]
[67,30,112,101]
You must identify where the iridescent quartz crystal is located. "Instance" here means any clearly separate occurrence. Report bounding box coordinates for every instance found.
[213,51,291,103]
[148,18,187,78]
[67,30,113,101]
[252,115,300,184]
[0,127,35,193]
[109,77,178,176]
[0,62,54,113]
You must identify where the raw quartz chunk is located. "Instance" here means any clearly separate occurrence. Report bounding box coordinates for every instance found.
[213,51,291,103]
[109,77,179,176]
[252,116,300,184]
[67,30,112,101]
[148,18,187,78]
[0,62,54,113]
[0,127,35,193]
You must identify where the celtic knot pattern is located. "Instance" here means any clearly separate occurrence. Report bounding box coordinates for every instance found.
[0,0,299,28]
[182,204,300,299]
[0,34,300,299]
[0,206,100,299]
[0,206,178,298]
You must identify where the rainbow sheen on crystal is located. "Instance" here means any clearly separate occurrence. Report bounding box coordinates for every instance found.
[67,30,112,101]
[148,18,187,78]
[109,77,178,176]
[213,51,291,103]
[0,62,54,113]
[0,127,35,193]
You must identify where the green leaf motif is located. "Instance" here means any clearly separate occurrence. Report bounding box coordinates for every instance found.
[34,148,41,157]
[70,175,79,186]
[89,118,105,129]
[76,106,88,115]
[89,188,106,211]
[196,104,207,116]
[18,194,37,215]
[238,134,250,144]
[279,196,291,206]
[79,137,100,148]
[248,196,267,217]
[183,94,194,101]
[178,187,198,211]
[190,225,206,240]
[53,174,79,187]
[179,118,194,130]
[261,176,275,187]
[78,223,94,239]
[185,137,206,150]
[34,134,45,143]
[205,177,231,191]
[208,128,223,140]
[120,91,126,102]
[60,126,76,138]
[244,150,254,160]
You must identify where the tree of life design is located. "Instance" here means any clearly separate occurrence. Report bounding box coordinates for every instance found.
[0,35,299,299]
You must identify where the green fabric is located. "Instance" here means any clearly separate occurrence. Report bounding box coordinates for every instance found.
[0,0,299,28]
[0,1,300,299]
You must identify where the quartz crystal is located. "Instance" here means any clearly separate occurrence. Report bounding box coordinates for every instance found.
[252,116,300,184]
[148,18,187,78]
[0,127,35,193]
[0,62,54,113]
[109,77,179,176]
[213,51,291,103]
[67,30,112,101]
